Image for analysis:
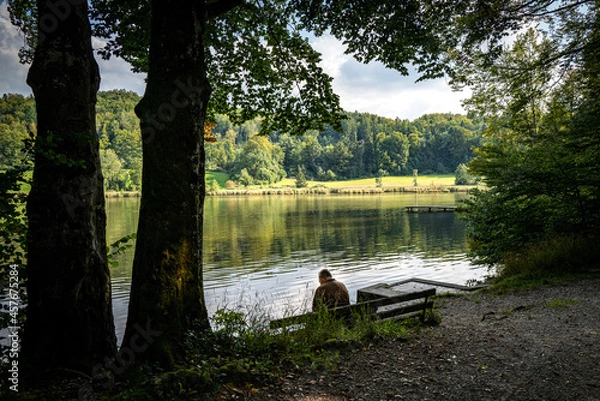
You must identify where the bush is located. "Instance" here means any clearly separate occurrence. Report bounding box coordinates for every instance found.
[206,179,220,192]
[295,166,308,188]
[499,234,600,280]
[454,163,476,185]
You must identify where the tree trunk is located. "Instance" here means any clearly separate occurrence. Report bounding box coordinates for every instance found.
[23,1,116,372]
[121,0,211,367]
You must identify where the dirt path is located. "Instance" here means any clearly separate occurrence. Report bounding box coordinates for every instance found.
[236,278,600,401]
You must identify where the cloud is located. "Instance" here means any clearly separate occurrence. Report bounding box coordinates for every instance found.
[310,35,351,79]
[92,37,146,94]
[0,5,146,97]
[0,4,31,95]
[310,33,469,120]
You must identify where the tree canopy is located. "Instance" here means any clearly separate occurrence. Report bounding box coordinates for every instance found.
[6,0,600,377]
[458,2,600,271]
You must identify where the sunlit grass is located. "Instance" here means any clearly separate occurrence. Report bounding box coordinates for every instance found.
[19,170,32,192]
[545,298,580,310]
[206,171,229,188]
[264,174,456,189]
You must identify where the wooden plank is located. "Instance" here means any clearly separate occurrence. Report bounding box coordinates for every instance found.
[357,284,400,302]
[388,277,488,292]
[375,300,434,320]
[336,288,435,314]
[357,284,436,302]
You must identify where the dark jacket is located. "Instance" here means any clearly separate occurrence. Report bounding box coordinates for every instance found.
[312,278,350,311]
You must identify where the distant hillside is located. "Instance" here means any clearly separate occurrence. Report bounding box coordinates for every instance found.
[0,90,484,190]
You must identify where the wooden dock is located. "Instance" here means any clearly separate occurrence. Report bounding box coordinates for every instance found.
[405,205,457,213]
[359,278,487,297]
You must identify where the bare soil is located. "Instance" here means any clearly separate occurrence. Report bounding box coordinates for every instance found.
[225,278,600,401]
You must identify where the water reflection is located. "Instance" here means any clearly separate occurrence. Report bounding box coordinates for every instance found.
[107,193,487,343]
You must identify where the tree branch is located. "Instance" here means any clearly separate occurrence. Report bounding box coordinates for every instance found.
[206,0,245,19]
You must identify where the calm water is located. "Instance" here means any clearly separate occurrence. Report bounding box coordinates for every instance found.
[106,193,488,342]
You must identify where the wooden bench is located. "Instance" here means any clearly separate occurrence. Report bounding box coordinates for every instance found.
[269,288,436,329]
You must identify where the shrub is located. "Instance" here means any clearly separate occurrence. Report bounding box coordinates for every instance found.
[497,234,600,281]
[454,163,476,185]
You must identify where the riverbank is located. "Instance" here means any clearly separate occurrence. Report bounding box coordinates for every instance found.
[206,184,476,196]
[105,184,477,198]
[230,277,600,401]
[104,173,478,197]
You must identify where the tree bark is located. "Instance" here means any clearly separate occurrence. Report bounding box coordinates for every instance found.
[121,0,211,366]
[23,0,116,372]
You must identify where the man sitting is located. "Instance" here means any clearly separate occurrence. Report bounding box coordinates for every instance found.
[312,269,350,312]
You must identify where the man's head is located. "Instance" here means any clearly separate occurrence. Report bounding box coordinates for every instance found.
[318,268,332,284]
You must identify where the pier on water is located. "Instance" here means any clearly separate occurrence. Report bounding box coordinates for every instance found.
[405,205,457,213]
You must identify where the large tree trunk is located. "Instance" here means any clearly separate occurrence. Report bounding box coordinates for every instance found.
[23,1,116,372]
[121,0,211,366]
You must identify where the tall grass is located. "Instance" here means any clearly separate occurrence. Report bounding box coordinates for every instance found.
[142,299,429,400]
[492,234,600,292]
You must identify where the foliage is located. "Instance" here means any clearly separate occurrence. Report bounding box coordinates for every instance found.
[0,122,31,345]
[231,136,286,185]
[295,166,308,188]
[107,233,137,268]
[177,305,419,393]
[462,23,600,269]
[446,1,597,92]
[206,179,220,192]
[0,94,35,170]
[89,0,346,135]
[206,171,229,188]
[500,235,600,279]
[0,168,28,353]
[97,90,143,191]
[212,112,484,182]
[1,93,484,190]
[375,169,388,188]
[454,163,476,185]
[0,170,28,269]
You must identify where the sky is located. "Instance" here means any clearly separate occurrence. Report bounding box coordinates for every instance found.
[0,3,469,121]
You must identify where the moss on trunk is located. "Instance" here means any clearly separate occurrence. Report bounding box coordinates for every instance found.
[121,0,211,366]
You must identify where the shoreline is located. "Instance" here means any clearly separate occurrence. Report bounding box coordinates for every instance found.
[105,185,477,198]
[238,277,600,401]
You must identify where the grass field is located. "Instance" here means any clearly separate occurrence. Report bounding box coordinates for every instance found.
[206,171,230,188]
[244,174,457,190]
[8,169,458,193]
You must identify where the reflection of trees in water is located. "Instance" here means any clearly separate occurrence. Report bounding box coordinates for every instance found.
[202,195,468,270]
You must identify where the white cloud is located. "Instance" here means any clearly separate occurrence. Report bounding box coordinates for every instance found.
[0,3,32,95]
[92,37,146,94]
[310,35,351,79]
[0,6,146,97]
[309,33,469,120]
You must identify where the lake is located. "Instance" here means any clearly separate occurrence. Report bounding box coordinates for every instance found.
[107,192,488,342]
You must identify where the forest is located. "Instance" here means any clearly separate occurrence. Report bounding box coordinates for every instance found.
[1,0,599,399]
[0,91,484,190]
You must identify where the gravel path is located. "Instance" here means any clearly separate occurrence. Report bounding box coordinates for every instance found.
[234,278,600,401]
